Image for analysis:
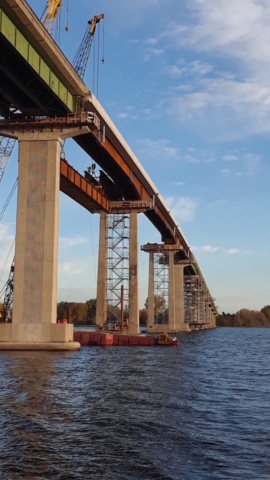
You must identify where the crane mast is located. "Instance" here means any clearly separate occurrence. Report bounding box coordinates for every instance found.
[41,0,63,37]
[73,14,104,81]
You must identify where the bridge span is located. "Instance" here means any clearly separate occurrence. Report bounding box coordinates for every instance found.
[0,0,218,349]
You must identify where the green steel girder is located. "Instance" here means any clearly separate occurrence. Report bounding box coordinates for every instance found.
[0,8,76,116]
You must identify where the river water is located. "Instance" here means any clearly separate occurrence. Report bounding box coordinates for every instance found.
[0,328,270,479]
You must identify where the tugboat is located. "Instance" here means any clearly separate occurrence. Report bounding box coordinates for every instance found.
[157,333,179,346]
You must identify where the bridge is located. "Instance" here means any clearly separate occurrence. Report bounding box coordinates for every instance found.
[0,0,218,349]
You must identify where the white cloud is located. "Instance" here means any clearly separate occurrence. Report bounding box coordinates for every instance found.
[192,245,220,253]
[166,196,197,222]
[117,113,129,119]
[59,236,87,248]
[165,60,214,79]
[223,155,238,162]
[244,153,262,175]
[221,168,230,175]
[227,249,239,255]
[138,138,178,158]
[144,48,164,61]
[162,1,270,138]
[59,257,90,276]
[145,38,158,46]
[171,181,185,186]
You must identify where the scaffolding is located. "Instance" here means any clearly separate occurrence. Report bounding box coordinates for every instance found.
[184,275,207,325]
[153,252,169,324]
[107,214,130,325]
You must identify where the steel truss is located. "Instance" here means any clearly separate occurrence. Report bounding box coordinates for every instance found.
[153,253,169,325]
[107,214,130,324]
[0,136,16,184]
[1,257,15,323]
[184,275,207,325]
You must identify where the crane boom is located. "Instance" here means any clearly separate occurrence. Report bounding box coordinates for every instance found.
[0,136,16,185]
[41,0,63,36]
[73,14,104,81]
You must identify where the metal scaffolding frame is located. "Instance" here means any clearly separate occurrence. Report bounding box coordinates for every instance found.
[184,275,207,325]
[107,213,130,324]
[153,252,169,324]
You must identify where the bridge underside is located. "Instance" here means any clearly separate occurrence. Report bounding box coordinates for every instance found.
[0,34,69,117]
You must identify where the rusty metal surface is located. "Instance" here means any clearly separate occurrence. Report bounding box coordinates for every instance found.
[141,243,184,253]
[60,160,109,213]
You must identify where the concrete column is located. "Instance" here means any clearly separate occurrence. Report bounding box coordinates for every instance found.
[168,251,175,332]
[6,138,72,344]
[147,252,154,332]
[96,211,108,326]
[129,211,139,334]
[174,265,189,331]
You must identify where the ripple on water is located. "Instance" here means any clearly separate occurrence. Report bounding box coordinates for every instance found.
[0,328,270,479]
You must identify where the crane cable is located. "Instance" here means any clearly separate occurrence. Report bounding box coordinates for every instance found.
[0,281,8,300]
[0,178,18,223]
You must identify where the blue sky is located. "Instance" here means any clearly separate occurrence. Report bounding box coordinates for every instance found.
[1,0,270,313]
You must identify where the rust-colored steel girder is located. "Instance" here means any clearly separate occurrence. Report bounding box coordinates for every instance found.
[60,160,109,213]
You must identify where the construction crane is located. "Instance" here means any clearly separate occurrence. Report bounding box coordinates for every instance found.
[0,258,14,323]
[41,0,64,37]
[0,136,16,185]
[73,14,104,81]
[61,13,105,160]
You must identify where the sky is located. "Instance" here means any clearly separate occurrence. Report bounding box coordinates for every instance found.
[1,0,270,313]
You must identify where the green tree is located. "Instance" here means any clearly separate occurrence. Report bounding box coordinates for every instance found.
[71,303,88,325]
[261,306,270,322]
[139,308,147,326]
[144,296,166,313]
[86,298,96,324]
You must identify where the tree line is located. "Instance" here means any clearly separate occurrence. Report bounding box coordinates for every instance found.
[217,306,270,327]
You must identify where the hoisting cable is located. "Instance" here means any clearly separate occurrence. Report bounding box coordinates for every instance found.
[102,16,105,65]
[0,178,18,223]
[93,32,96,95]
[65,0,69,34]
[97,22,100,99]
[0,238,15,283]
[0,280,8,301]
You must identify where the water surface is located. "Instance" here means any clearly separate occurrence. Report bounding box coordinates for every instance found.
[0,328,270,479]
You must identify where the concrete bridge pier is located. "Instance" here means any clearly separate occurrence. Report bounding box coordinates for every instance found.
[168,251,175,331]
[174,265,190,332]
[96,211,108,327]
[128,211,139,334]
[0,126,90,350]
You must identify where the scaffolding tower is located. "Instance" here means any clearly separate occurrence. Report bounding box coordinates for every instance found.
[107,214,130,324]
[153,252,169,324]
[184,275,206,325]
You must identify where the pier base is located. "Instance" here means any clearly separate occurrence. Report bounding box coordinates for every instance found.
[0,324,80,350]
